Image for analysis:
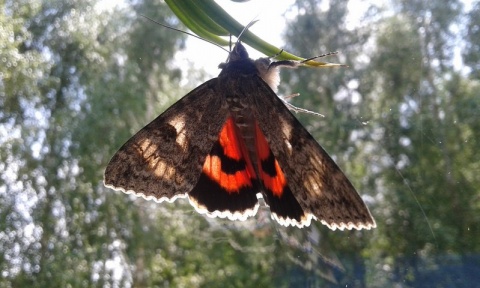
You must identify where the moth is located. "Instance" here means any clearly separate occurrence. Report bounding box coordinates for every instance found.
[104,42,376,230]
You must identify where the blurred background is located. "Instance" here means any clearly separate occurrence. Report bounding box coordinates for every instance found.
[1,0,479,287]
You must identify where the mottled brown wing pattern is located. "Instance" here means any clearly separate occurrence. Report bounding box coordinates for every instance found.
[246,76,376,230]
[104,79,230,203]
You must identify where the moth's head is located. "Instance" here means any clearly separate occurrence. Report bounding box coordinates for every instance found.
[218,42,252,70]
[229,42,250,62]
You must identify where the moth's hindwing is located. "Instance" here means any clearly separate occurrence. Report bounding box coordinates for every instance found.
[253,120,311,228]
[104,79,229,204]
[188,117,261,220]
[247,75,376,230]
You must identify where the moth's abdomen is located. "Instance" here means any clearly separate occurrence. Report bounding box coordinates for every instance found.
[225,95,260,175]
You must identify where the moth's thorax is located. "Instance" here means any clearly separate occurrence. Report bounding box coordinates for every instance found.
[218,58,258,79]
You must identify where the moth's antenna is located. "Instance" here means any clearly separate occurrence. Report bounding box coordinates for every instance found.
[236,19,259,43]
[301,51,339,62]
[140,14,229,53]
[223,19,259,64]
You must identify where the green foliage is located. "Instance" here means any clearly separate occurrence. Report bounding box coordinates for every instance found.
[165,0,341,67]
[464,1,480,78]
[283,0,480,286]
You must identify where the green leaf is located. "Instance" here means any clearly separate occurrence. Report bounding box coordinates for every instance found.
[165,0,342,67]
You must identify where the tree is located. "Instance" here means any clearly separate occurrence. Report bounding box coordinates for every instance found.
[0,1,289,286]
[2,0,479,287]
[359,0,480,286]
